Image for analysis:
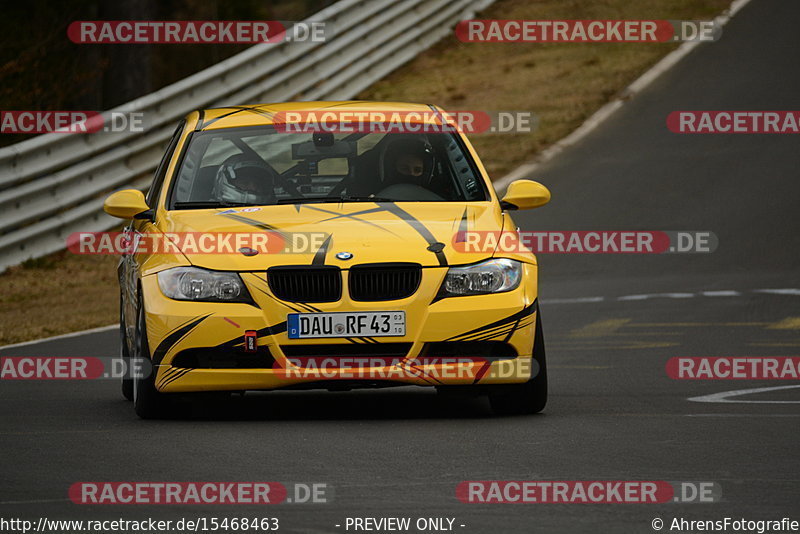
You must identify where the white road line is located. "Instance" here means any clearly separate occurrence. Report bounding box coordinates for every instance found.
[688,385,800,404]
[540,297,605,304]
[618,292,695,301]
[541,289,800,305]
[754,289,800,296]
[494,0,756,192]
[0,324,117,350]
[685,414,800,417]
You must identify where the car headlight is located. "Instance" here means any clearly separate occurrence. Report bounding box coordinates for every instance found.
[157,267,253,303]
[439,258,523,297]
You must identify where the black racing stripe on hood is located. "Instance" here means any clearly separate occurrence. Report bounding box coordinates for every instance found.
[222,213,287,239]
[445,300,537,342]
[378,203,448,266]
[312,235,332,265]
[152,314,212,366]
[305,205,400,235]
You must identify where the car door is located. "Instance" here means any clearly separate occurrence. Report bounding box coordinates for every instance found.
[121,121,186,347]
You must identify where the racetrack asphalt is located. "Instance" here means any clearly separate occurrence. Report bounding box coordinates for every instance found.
[1,0,798,532]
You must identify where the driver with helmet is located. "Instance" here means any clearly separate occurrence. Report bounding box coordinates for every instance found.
[381,137,435,188]
[211,154,276,205]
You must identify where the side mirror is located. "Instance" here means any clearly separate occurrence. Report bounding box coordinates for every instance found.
[500,180,551,210]
[103,189,152,220]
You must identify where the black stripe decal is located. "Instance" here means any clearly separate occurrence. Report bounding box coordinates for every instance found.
[305,205,400,235]
[151,314,211,366]
[222,213,286,237]
[197,107,249,129]
[250,279,305,313]
[249,274,323,313]
[293,302,315,313]
[504,318,522,343]
[457,317,533,342]
[200,106,275,129]
[157,367,182,387]
[312,235,332,266]
[445,300,537,341]
[379,203,448,266]
[160,368,192,389]
[458,207,469,232]
[214,321,288,350]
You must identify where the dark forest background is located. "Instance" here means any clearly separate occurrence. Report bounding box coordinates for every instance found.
[0,0,332,145]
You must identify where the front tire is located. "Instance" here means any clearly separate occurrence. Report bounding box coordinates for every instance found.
[488,310,548,415]
[120,299,133,401]
[132,294,169,419]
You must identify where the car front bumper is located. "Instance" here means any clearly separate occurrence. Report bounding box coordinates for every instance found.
[140,263,539,393]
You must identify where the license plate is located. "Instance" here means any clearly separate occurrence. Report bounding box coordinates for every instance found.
[287,311,406,339]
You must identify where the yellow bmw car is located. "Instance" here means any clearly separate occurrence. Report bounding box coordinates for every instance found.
[103,101,551,418]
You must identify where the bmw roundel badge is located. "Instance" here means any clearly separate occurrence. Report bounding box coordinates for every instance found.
[336,252,354,260]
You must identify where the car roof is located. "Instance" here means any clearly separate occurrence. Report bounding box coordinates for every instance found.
[194,101,441,131]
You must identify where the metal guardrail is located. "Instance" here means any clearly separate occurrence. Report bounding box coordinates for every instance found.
[0,0,493,272]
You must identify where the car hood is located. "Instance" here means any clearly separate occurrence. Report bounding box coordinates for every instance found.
[161,202,502,270]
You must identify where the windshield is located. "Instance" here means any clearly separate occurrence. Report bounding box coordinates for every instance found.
[168,126,489,208]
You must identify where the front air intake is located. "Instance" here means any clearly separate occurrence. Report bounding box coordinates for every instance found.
[268,266,342,302]
[348,263,422,301]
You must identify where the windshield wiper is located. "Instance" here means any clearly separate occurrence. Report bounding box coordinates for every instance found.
[276,196,394,205]
[173,201,251,209]
[334,196,394,203]
[275,198,331,205]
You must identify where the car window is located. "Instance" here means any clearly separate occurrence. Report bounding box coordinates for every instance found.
[169,126,488,208]
[199,137,240,167]
[146,120,185,207]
